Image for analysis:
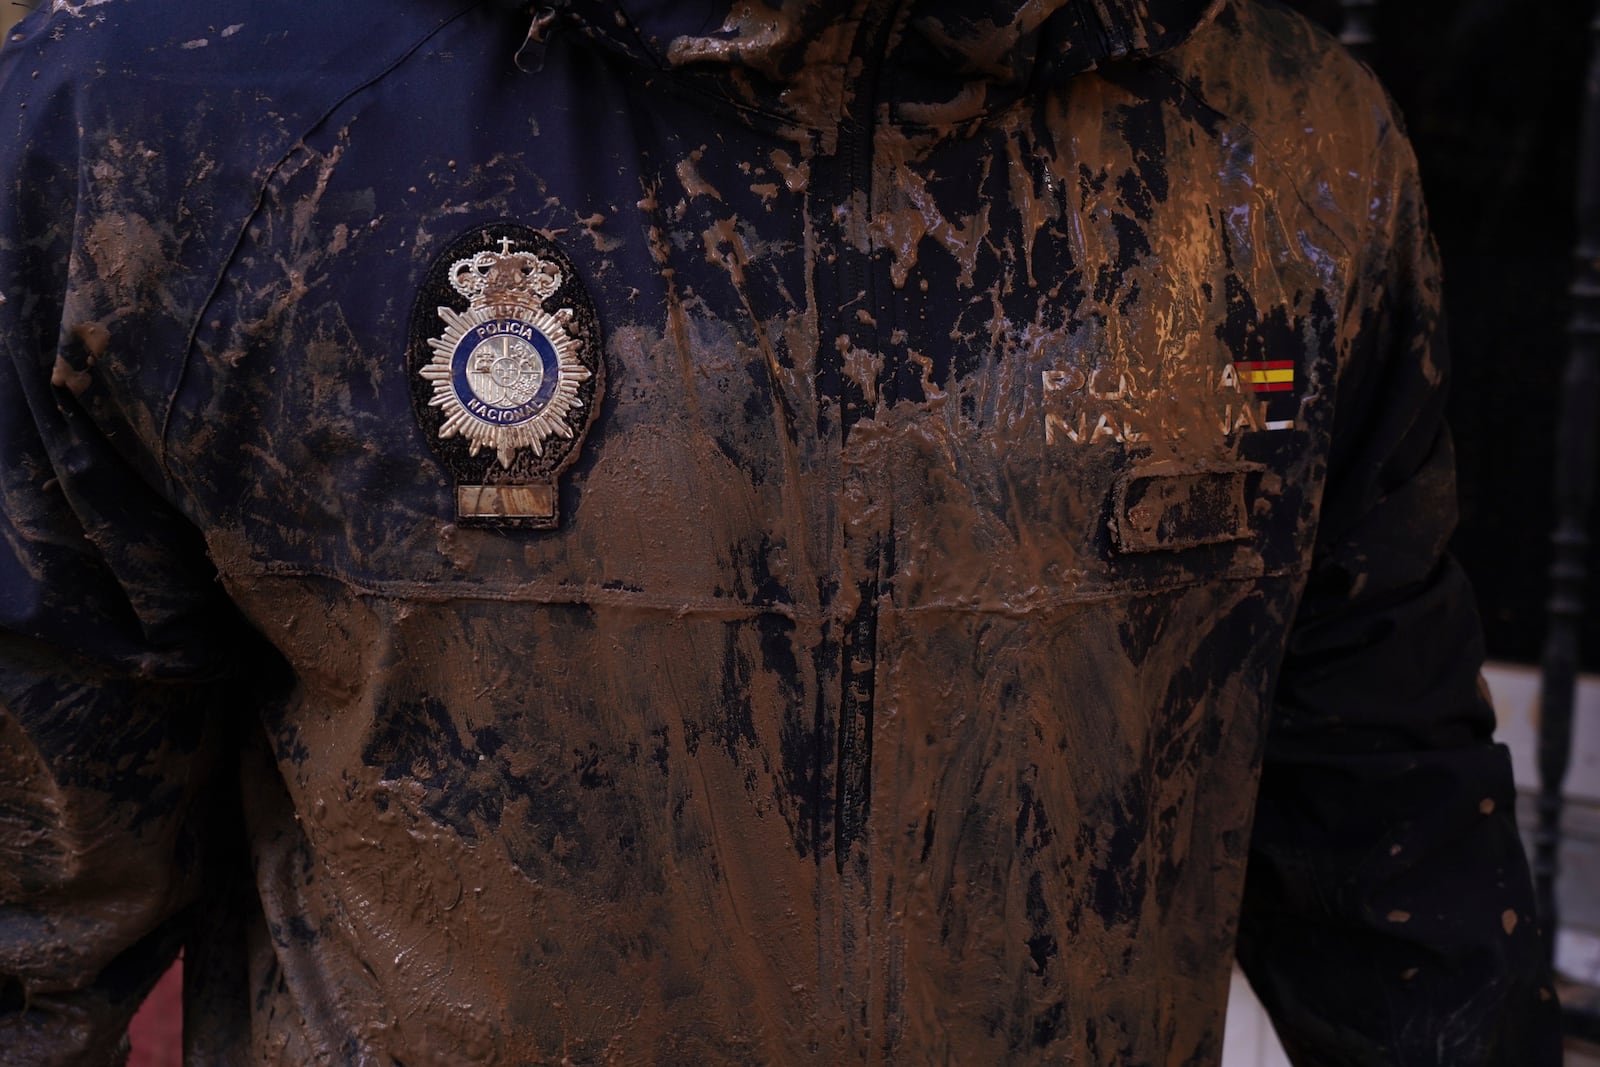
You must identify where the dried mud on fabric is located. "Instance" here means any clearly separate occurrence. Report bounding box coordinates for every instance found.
[0,0,1551,1064]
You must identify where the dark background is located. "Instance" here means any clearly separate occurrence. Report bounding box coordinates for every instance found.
[1283,0,1598,669]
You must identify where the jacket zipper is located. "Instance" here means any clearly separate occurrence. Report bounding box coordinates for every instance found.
[832,2,894,874]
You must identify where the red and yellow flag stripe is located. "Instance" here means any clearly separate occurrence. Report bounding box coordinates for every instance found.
[1233,360,1295,393]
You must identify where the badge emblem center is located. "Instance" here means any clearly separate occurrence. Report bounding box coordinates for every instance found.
[409,225,603,528]
[420,238,591,468]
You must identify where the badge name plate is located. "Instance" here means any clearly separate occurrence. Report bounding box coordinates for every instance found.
[409,223,603,528]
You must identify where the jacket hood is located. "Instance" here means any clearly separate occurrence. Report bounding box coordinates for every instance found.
[544,0,1222,129]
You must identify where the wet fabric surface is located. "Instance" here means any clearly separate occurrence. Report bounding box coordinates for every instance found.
[0,1,1559,1063]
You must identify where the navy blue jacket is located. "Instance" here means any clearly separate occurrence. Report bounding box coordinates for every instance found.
[0,0,1559,1062]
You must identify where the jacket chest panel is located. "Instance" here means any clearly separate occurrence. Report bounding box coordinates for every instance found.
[830,108,1338,609]
[164,63,1335,614]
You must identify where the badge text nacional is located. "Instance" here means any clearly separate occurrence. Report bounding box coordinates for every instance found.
[409,224,602,528]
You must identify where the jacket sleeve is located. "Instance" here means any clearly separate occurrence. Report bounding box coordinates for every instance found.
[0,23,260,1067]
[1234,116,1562,1064]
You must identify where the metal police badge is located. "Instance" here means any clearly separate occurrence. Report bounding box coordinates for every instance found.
[409,223,602,528]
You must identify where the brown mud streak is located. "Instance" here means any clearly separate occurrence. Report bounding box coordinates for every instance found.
[49,355,91,397]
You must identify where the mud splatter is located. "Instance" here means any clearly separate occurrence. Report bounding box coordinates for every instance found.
[49,355,91,396]
[83,213,166,304]
[675,150,722,201]
[49,0,115,15]
[70,320,110,360]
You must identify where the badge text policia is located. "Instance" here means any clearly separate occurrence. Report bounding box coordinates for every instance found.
[409,224,602,528]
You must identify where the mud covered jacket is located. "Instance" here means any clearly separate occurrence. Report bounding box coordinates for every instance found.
[0,0,1560,1063]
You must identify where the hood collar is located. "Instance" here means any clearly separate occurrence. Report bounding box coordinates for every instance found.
[550,0,1221,130]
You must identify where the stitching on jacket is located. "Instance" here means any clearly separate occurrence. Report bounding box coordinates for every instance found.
[220,560,1306,610]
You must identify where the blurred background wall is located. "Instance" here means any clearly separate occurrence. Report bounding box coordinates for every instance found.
[1281,0,1597,672]
[1282,0,1600,1006]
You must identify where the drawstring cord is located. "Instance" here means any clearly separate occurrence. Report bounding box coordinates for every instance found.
[516,2,571,73]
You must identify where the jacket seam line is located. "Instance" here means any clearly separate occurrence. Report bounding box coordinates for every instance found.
[605,2,672,75]
[218,561,1305,607]
[643,63,844,133]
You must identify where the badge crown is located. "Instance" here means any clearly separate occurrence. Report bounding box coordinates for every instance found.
[450,239,563,306]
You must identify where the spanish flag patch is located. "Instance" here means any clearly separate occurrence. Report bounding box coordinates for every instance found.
[1233,360,1295,393]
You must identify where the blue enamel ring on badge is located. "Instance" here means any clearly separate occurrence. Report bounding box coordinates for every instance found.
[448,319,561,427]
[408,223,603,529]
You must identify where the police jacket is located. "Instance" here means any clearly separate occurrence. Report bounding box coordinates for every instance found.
[0,0,1559,1063]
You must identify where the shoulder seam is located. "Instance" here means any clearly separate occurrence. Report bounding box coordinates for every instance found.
[157,0,489,487]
